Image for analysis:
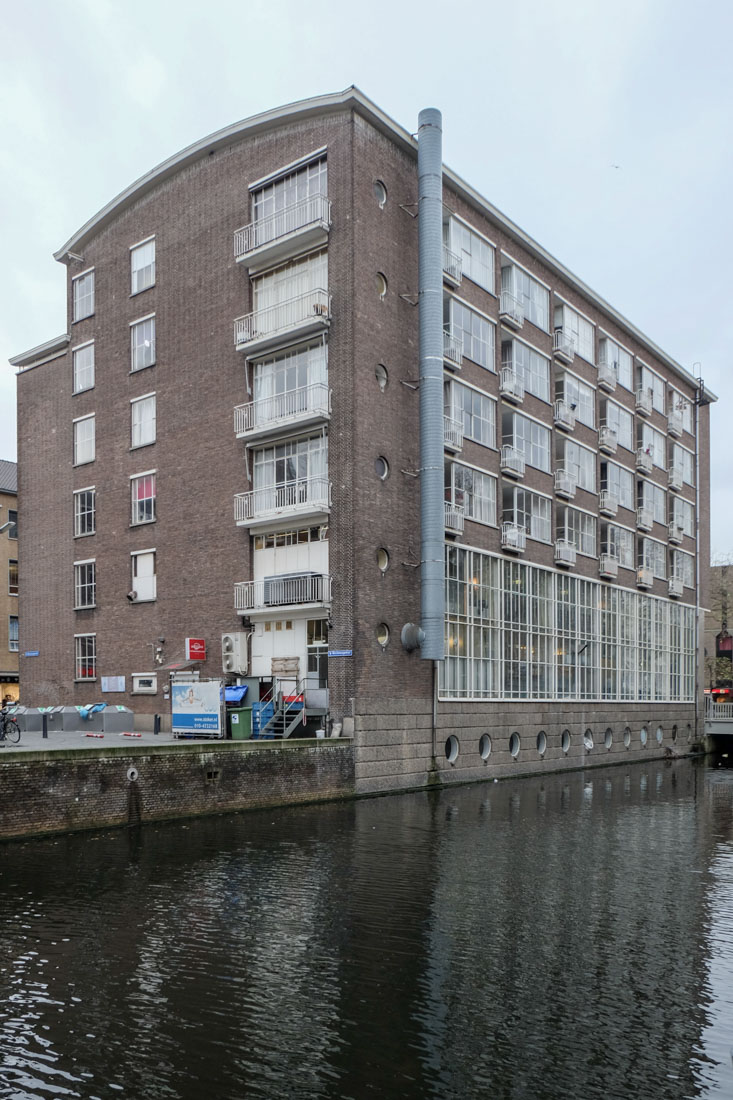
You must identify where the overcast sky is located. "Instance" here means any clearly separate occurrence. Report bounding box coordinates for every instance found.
[2,0,731,553]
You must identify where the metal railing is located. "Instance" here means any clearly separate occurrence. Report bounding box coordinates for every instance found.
[636,447,653,474]
[234,288,330,347]
[598,424,618,453]
[499,367,525,403]
[599,489,618,515]
[599,553,619,578]
[443,246,462,284]
[668,465,684,491]
[637,566,653,588]
[443,327,463,366]
[499,291,524,327]
[234,475,331,523]
[597,363,617,392]
[501,522,526,552]
[668,576,684,598]
[444,502,465,534]
[635,388,653,416]
[554,399,576,431]
[668,521,684,544]
[554,467,577,497]
[553,330,575,360]
[555,539,576,566]
[706,698,733,721]
[443,414,464,451]
[234,194,331,257]
[667,408,683,437]
[235,573,331,612]
[637,506,654,531]
[500,445,525,477]
[234,381,331,436]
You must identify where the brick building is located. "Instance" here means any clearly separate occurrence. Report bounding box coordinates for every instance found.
[11,88,713,789]
[0,459,19,703]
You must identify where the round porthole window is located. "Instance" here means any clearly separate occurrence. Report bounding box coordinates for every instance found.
[376,363,388,392]
[375,456,389,481]
[445,735,459,764]
[479,733,492,760]
[624,726,631,748]
[640,726,648,747]
[373,179,387,208]
[377,547,389,572]
[687,723,692,742]
[561,729,570,754]
[509,732,520,758]
[604,728,613,750]
[376,272,388,299]
[536,731,547,756]
[583,729,594,751]
[655,725,663,744]
[376,623,390,648]
[671,724,678,743]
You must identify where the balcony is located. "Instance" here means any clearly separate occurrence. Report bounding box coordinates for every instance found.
[444,414,464,453]
[443,246,462,287]
[637,506,654,532]
[443,326,463,370]
[599,490,619,517]
[234,475,331,531]
[445,501,465,535]
[668,521,684,545]
[499,366,524,404]
[668,465,683,492]
[667,408,683,438]
[500,444,525,479]
[234,572,332,615]
[555,539,576,568]
[598,424,618,455]
[599,553,619,580]
[554,467,577,500]
[668,576,684,599]
[499,291,524,330]
[637,566,653,589]
[234,381,331,443]
[636,447,653,475]
[234,194,332,272]
[597,361,617,393]
[635,388,653,417]
[553,330,575,364]
[554,399,576,433]
[234,288,331,356]
[501,522,526,553]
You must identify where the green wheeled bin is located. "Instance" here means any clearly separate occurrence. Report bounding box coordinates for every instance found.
[229,707,252,740]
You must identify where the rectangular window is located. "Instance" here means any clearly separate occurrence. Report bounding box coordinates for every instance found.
[445,298,494,370]
[8,560,18,596]
[6,510,17,539]
[131,394,156,448]
[131,238,155,294]
[502,339,550,402]
[638,363,665,413]
[132,673,158,694]
[640,537,666,579]
[131,472,156,524]
[253,341,327,418]
[602,523,634,568]
[252,249,327,317]
[601,461,634,510]
[131,550,156,602]
[555,302,595,363]
[671,442,694,485]
[252,434,327,497]
[639,423,666,469]
[669,388,693,434]
[671,496,694,537]
[131,316,156,371]
[446,218,494,293]
[75,634,96,680]
[558,438,596,492]
[502,486,551,543]
[73,415,95,465]
[503,411,551,472]
[671,549,694,588]
[638,480,666,524]
[501,263,549,330]
[600,398,633,451]
[72,341,95,394]
[74,560,96,609]
[9,615,19,652]
[558,506,596,557]
[252,157,327,227]
[74,488,96,537]
[72,270,94,322]
[446,381,495,448]
[599,335,633,390]
[557,371,595,429]
[446,461,496,526]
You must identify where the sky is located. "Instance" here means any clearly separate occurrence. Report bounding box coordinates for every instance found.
[1,0,731,553]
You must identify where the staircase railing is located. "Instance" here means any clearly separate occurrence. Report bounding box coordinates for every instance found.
[259,676,307,739]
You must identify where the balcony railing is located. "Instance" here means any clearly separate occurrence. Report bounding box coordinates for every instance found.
[555,539,576,567]
[637,566,653,589]
[598,424,618,455]
[667,408,683,438]
[234,381,331,439]
[554,467,577,499]
[234,288,330,352]
[443,414,464,452]
[554,399,576,432]
[499,366,524,404]
[501,522,526,553]
[499,291,524,329]
[234,194,332,262]
[597,362,617,392]
[553,330,575,362]
[443,246,462,286]
[635,388,653,417]
[234,475,331,526]
[500,444,525,478]
[234,573,332,613]
[668,465,683,492]
[668,576,684,599]
[599,553,619,579]
[636,447,653,475]
[599,490,618,517]
[445,501,465,535]
[443,327,463,368]
[637,506,654,532]
[668,521,684,545]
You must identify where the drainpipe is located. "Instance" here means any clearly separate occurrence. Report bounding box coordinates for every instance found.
[418,108,445,664]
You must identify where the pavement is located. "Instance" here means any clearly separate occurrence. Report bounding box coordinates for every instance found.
[0,727,231,752]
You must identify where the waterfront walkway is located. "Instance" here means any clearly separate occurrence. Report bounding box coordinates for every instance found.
[0,727,265,753]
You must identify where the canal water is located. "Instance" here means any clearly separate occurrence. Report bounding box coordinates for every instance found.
[1,757,732,1100]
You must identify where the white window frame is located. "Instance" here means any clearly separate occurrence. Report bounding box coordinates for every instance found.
[447,379,496,449]
[73,414,96,466]
[131,549,157,602]
[671,549,694,588]
[557,369,595,429]
[502,484,552,543]
[74,487,96,537]
[559,438,596,493]
[74,559,96,609]
[8,615,18,652]
[558,505,597,557]
[130,314,156,372]
[446,216,495,293]
[132,673,158,694]
[74,633,97,681]
[671,442,695,486]
[446,296,495,371]
[671,496,694,537]
[598,332,633,391]
[502,337,550,403]
[500,256,550,331]
[637,361,665,414]
[446,460,497,526]
[72,340,95,394]
[72,268,95,322]
[130,236,156,295]
[602,522,635,568]
[131,393,156,449]
[503,410,551,473]
[130,470,157,525]
[638,480,666,525]
[639,423,666,469]
[640,536,666,579]
[601,461,634,511]
[555,299,595,363]
[601,398,633,451]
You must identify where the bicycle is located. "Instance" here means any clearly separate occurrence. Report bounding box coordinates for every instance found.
[0,707,21,745]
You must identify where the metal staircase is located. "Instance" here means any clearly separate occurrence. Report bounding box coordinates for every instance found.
[258,678,306,739]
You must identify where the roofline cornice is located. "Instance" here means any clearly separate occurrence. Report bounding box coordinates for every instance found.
[10,334,69,370]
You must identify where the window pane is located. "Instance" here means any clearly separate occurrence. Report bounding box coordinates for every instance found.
[131,317,156,371]
[131,239,156,294]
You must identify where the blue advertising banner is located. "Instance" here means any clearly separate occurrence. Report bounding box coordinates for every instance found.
[171,680,222,735]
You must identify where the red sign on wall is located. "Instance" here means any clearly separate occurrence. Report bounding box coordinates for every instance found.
[185,637,206,661]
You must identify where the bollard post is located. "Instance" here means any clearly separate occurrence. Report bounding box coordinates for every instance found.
[153,713,160,736]
[42,712,48,739]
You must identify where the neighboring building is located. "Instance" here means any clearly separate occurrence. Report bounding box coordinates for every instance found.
[10,88,713,789]
[0,459,19,703]
[703,563,733,689]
